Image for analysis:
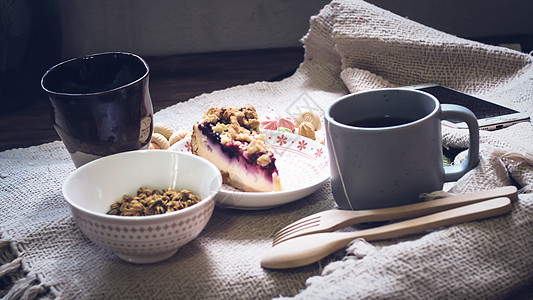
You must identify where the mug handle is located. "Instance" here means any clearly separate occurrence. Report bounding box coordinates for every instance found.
[441,104,480,181]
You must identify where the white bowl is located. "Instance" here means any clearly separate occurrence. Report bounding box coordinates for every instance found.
[62,150,222,264]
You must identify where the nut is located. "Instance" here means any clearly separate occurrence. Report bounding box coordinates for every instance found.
[169,129,189,145]
[151,133,170,149]
[246,139,266,154]
[298,122,316,140]
[295,111,321,131]
[154,122,173,139]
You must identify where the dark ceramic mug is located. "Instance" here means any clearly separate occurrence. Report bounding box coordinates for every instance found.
[41,52,153,167]
[325,88,480,210]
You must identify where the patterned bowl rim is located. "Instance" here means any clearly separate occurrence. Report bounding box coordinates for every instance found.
[62,151,222,223]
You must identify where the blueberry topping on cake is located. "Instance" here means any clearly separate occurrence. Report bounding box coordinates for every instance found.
[191,105,282,192]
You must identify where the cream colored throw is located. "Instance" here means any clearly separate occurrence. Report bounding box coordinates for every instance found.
[1,0,532,299]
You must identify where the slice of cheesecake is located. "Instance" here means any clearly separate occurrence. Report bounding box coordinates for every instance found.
[191,105,282,192]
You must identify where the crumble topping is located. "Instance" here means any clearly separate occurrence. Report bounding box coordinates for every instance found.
[257,153,272,167]
[202,105,260,133]
[246,139,265,154]
[200,105,271,164]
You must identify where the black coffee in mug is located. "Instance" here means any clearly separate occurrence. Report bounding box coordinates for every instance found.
[347,115,417,128]
[42,52,153,167]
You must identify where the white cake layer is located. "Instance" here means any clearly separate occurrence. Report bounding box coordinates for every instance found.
[191,125,281,192]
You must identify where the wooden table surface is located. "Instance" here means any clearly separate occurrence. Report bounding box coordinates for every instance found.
[0,47,304,152]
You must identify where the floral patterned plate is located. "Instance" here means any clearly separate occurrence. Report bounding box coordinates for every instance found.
[169,130,330,210]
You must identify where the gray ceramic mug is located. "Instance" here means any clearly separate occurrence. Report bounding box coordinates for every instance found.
[325,88,479,210]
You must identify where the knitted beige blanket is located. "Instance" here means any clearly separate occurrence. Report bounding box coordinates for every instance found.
[1,0,532,299]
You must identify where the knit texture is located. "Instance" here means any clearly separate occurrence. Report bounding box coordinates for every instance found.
[1,0,533,299]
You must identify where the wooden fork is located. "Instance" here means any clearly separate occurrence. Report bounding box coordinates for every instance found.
[262,197,513,269]
[271,186,517,246]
